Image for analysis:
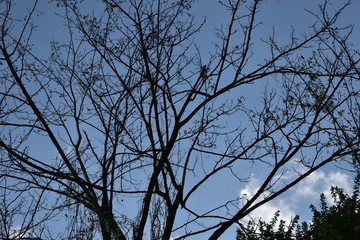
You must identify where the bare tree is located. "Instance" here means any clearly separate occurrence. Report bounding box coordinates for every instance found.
[0,0,359,239]
[0,177,49,240]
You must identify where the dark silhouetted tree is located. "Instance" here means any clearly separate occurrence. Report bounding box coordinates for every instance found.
[236,175,360,240]
[1,0,359,239]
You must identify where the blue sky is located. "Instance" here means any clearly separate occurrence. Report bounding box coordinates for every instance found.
[4,0,360,239]
[188,1,360,238]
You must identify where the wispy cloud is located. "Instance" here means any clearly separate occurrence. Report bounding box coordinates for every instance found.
[239,168,353,224]
[293,171,352,204]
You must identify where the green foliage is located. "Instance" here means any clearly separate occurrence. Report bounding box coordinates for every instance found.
[237,177,360,240]
[236,212,304,240]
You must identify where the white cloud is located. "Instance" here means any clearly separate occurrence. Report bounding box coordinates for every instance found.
[294,171,327,198]
[7,226,34,239]
[240,175,260,198]
[239,175,296,224]
[294,171,352,202]
[239,169,353,225]
[248,198,296,224]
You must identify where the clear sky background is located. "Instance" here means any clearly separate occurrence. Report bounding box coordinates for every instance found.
[6,0,360,239]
